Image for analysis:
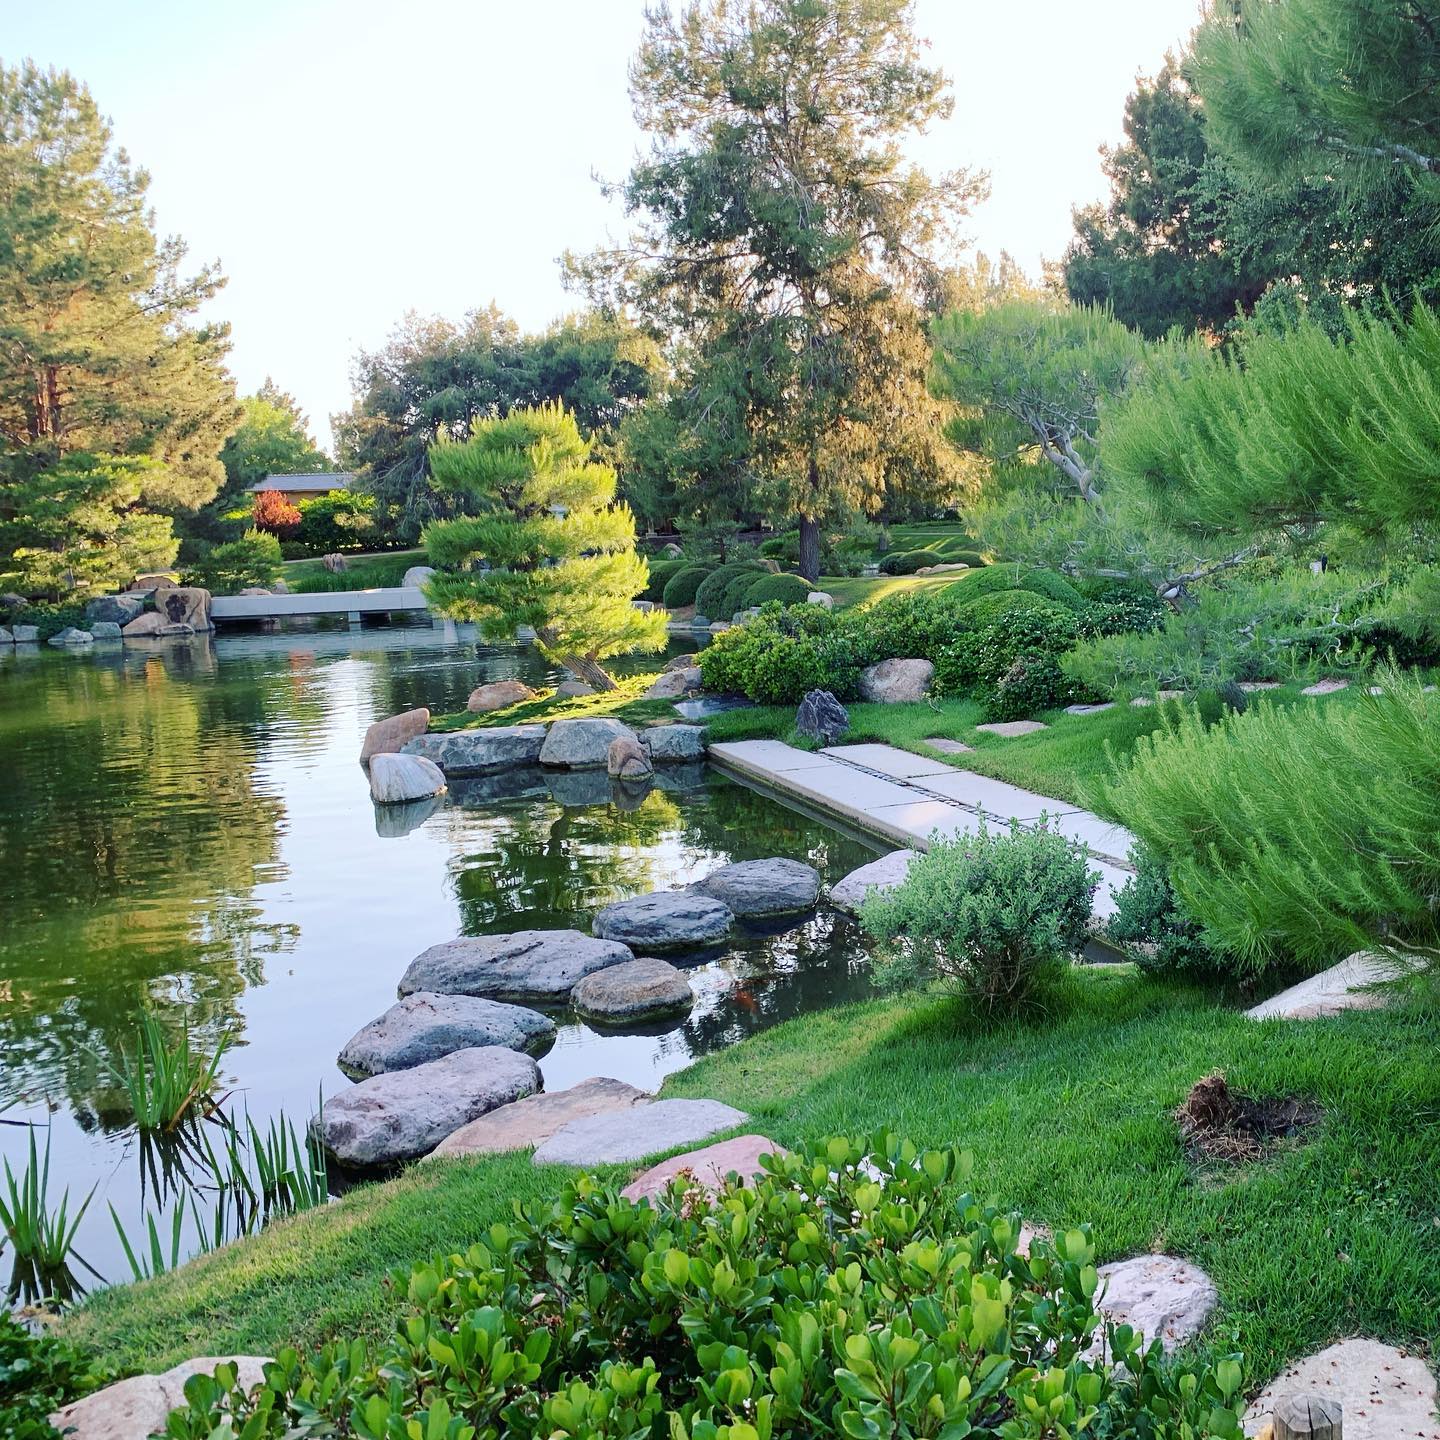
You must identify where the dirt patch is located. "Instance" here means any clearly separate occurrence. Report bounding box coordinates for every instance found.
[1175,1071,1321,1164]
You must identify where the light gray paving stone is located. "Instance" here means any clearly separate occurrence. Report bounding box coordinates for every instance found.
[707,739,841,773]
[532,1097,749,1166]
[1064,702,1116,715]
[923,737,973,754]
[868,799,986,846]
[822,743,954,779]
[776,765,923,813]
[1046,811,1139,863]
[915,770,1066,820]
[1246,951,1404,1020]
[974,720,1048,738]
[1301,678,1350,696]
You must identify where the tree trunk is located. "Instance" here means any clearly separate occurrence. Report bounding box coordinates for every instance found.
[798,515,822,584]
[558,653,619,692]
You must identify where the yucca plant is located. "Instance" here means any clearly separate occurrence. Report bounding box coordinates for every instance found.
[0,1125,97,1303]
[107,1012,232,1133]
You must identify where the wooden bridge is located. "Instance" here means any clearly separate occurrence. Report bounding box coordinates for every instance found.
[209,586,430,626]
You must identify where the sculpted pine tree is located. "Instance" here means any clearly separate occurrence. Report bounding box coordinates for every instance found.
[421,405,668,690]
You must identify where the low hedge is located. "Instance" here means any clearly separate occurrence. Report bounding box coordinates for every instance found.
[643,558,688,602]
[879,548,944,575]
[694,562,763,619]
[744,572,813,608]
[953,564,1089,613]
[661,565,709,609]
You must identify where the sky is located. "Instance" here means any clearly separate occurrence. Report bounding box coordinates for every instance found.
[6,0,1205,452]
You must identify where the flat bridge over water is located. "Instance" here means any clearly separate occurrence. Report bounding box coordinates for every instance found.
[210,586,430,626]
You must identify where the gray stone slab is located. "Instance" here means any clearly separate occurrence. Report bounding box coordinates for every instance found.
[708,739,840,773]
[916,770,1065,820]
[822,744,954,779]
[690,858,820,917]
[532,1097,749,1166]
[399,930,634,1003]
[338,992,554,1076]
[1045,811,1138,864]
[974,720,1048,738]
[1064,702,1116,715]
[593,890,734,954]
[778,765,923,813]
[429,1077,651,1158]
[868,799,987,846]
[1246,951,1404,1020]
[1301,678,1350,697]
[924,736,973,754]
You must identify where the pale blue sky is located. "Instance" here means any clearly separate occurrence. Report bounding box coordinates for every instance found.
[6,0,1204,450]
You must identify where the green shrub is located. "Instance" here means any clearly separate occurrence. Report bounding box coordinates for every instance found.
[694,562,762,619]
[8,601,89,641]
[294,492,376,553]
[160,1135,1246,1440]
[661,565,709,609]
[951,564,1088,614]
[951,548,988,566]
[1091,669,1440,974]
[861,822,1100,1014]
[878,548,942,575]
[697,604,864,703]
[287,554,416,594]
[182,530,282,594]
[0,1312,116,1440]
[759,534,793,560]
[1107,844,1223,975]
[934,594,1080,693]
[720,567,769,617]
[642,558,687,601]
[743,572,812,608]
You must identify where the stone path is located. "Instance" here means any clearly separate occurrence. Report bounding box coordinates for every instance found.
[708,739,1135,920]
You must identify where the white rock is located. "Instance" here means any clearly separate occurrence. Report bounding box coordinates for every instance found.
[369,752,446,804]
[1246,951,1406,1020]
[1091,1255,1217,1353]
[830,850,915,913]
[402,565,436,588]
[50,1357,271,1440]
[47,626,94,646]
[806,592,834,607]
[859,658,934,704]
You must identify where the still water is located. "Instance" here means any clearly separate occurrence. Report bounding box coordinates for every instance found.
[0,622,881,1294]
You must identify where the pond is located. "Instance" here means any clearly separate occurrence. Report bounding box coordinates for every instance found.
[0,622,883,1299]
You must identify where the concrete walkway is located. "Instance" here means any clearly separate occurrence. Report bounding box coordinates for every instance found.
[709,739,1136,920]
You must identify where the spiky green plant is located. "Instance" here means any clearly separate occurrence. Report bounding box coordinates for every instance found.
[107,1013,232,1133]
[0,1125,96,1301]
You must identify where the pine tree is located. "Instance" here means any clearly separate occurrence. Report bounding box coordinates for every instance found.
[421,404,668,689]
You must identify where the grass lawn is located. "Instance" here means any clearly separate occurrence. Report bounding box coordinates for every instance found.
[62,969,1440,1393]
[281,547,424,580]
[883,523,986,559]
[819,570,975,609]
[429,670,682,733]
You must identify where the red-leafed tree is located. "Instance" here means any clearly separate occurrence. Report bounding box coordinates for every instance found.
[252,489,301,539]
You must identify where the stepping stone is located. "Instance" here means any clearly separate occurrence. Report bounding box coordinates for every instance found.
[1242,1338,1440,1438]
[1090,1255,1217,1354]
[571,957,693,1023]
[398,930,634,1003]
[51,1356,271,1440]
[1064,702,1116,716]
[924,736,973,754]
[532,1097,748,1166]
[314,1046,541,1167]
[689,858,820,917]
[1246,950,1404,1020]
[429,1076,651,1158]
[829,849,915,914]
[593,891,734,955]
[621,1134,786,1204]
[1132,690,1189,707]
[1237,681,1282,693]
[974,720,1047,738]
[337,992,555,1076]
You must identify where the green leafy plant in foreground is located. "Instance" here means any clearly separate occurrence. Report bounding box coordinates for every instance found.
[0,1311,116,1440]
[160,1135,1245,1438]
[106,1013,232,1133]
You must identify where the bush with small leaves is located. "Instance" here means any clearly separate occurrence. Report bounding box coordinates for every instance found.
[951,548,989,566]
[697,604,863,703]
[160,1134,1246,1440]
[952,563,1089,613]
[879,548,943,575]
[1,1313,116,1440]
[694,562,764,619]
[1108,844,1224,975]
[933,593,1082,704]
[743,572,813,608]
[661,565,710,609]
[861,822,1099,1015]
[183,530,283,594]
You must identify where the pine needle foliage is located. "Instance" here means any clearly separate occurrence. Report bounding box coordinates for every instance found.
[1090,670,1440,974]
[422,404,667,689]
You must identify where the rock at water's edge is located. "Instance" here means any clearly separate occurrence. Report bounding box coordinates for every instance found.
[540,716,638,768]
[399,929,634,1002]
[690,858,820,918]
[338,991,554,1075]
[403,724,546,775]
[85,594,145,626]
[621,1134,786,1203]
[642,724,706,764]
[607,735,654,779]
[430,1077,651,1158]
[829,850,915,914]
[360,706,430,763]
[593,891,734,955]
[369,752,446,804]
[571,957,693,1022]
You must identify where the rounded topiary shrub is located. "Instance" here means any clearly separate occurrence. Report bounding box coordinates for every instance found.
[744,572,813,608]
[643,558,687,601]
[950,563,1087,613]
[720,568,770,616]
[952,548,988,566]
[879,548,943,576]
[661,565,709,609]
[694,562,762,619]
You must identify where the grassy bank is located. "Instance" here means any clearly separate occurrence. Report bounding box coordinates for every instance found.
[62,969,1440,1391]
[428,670,681,732]
[819,570,973,609]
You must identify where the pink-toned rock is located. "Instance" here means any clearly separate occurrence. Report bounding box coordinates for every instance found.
[121,611,167,636]
[152,585,212,630]
[607,735,654,779]
[51,1356,270,1439]
[430,1077,650,1158]
[467,680,535,713]
[621,1133,786,1204]
[360,707,430,764]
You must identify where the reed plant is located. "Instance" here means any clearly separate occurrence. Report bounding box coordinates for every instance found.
[108,1013,231,1133]
[0,1125,96,1302]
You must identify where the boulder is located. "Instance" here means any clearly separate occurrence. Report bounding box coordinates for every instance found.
[642,724,707,764]
[121,611,168,637]
[89,621,123,639]
[84,594,144,626]
[533,1097,749,1167]
[430,1077,652,1158]
[322,552,347,573]
[621,1134,786,1204]
[643,667,703,699]
[11,624,39,643]
[634,599,655,612]
[402,724,546,776]
[466,679,535,713]
[859,658,934,704]
[0,592,25,612]
[402,564,436,589]
[1090,1256,1217,1355]
[369,752,446,804]
[664,652,700,672]
[660,542,684,557]
[806,592,834,607]
[338,991,555,1076]
[1246,950,1401,1021]
[554,679,595,698]
[127,573,176,593]
[795,689,849,746]
[47,626,94,646]
[539,717,638,768]
[607,735,654,779]
[593,891,734,955]
[271,579,290,594]
[359,706,431,763]
[688,614,711,630]
[153,585,213,630]
[830,850,915,914]
[974,720,1047,738]
[571,957,693,1023]
[708,621,731,634]
[399,929,634,1003]
[50,1356,271,1440]
[1242,1338,1440,1439]
[0,627,11,644]
[314,1046,541,1167]
[690,858,820,918]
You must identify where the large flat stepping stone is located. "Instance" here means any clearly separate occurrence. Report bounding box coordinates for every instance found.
[621,1134,786,1203]
[924,736,973,754]
[399,930,634,1003]
[314,1046,541,1167]
[1246,951,1400,1021]
[1091,1255,1217,1353]
[1301,678,1350,697]
[593,891,734,955]
[974,720,1047,737]
[830,849,915,914]
[572,957,693,1023]
[52,1356,271,1440]
[532,1097,748,1166]
[1243,1338,1440,1438]
[338,992,554,1076]
[429,1077,651,1158]
[689,858,820,917]
[1064,702,1116,716]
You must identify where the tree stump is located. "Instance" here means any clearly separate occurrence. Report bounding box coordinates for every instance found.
[1273,1393,1342,1439]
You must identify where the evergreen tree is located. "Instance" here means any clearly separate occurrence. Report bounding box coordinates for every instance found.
[571,0,981,580]
[421,404,667,689]
[0,62,238,593]
[220,381,332,496]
